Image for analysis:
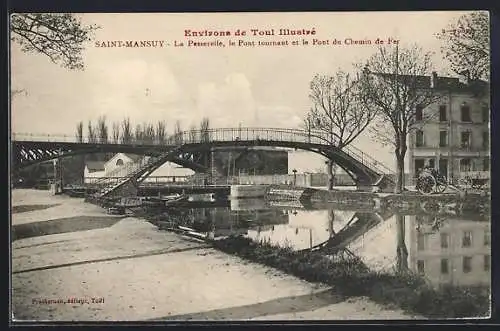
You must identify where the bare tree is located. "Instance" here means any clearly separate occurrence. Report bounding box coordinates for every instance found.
[189,125,197,142]
[435,11,489,81]
[156,120,167,144]
[359,45,442,193]
[10,13,99,70]
[96,116,108,144]
[112,121,120,143]
[75,121,83,143]
[306,70,378,190]
[200,117,210,142]
[174,120,183,145]
[134,124,143,143]
[142,122,155,144]
[121,117,133,144]
[87,120,96,143]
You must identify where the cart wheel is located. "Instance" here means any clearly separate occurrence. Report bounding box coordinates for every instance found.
[417,175,436,195]
[436,178,448,193]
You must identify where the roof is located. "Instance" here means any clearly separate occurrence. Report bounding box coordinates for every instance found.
[122,154,143,162]
[371,72,489,94]
[104,153,143,166]
[85,161,105,171]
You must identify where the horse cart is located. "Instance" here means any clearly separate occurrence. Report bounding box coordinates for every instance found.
[456,171,490,191]
[416,168,490,195]
[416,168,449,195]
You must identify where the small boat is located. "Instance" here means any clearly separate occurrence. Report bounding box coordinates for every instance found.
[187,193,216,203]
[163,194,189,206]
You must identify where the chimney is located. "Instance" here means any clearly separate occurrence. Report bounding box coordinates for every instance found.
[430,71,438,88]
[458,70,470,85]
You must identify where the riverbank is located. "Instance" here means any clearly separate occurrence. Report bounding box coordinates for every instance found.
[267,185,489,216]
[212,236,490,319]
[11,189,416,321]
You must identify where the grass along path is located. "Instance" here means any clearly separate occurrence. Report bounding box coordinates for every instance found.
[212,236,490,319]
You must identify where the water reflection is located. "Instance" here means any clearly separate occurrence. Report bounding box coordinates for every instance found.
[158,199,490,288]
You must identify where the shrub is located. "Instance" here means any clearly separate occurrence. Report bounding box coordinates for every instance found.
[212,235,490,319]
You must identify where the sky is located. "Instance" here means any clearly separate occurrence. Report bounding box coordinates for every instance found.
[10,11,480,169]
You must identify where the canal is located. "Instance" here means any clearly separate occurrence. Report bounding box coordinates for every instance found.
[147,198,491,291]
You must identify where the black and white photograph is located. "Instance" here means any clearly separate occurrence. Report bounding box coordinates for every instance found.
[10,11,491,321]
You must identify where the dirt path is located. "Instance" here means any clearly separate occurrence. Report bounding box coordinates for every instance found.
[11,189,420,321]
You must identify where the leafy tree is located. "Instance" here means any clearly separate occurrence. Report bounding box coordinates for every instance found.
[10,13,99,70]
[435,11,489,81]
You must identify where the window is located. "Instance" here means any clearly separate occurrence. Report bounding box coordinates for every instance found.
[116,159,124,166]
[428,159,435,168]
[463,256,472,273]
[462,231,472,247]
[461,104,471,122]
[483,158,490,172]
[417,260,425,274]
[460,158,472,172]
[461,131,471,148]
[484,231,490,246]
[484,255,490,271]
[415,159,425,173]
[441,233,450,249]
[483,131,489,149]
[482,105,489,123]
[439,105,447,122]
[439,131,448,147]
[416,130,424,147]
[441,259,449,274]
[417,233,426,251]
[439,159,448,178]
[415,105,423,121]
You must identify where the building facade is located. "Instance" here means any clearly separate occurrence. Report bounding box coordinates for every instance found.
[407,72,490,183]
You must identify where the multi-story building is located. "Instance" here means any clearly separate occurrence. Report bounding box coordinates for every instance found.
[408,71,490,183]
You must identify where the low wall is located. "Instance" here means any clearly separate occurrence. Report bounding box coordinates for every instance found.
[266,187,305,201]
[230,185,268,199]
[309,189,380,208]
[381,192,490,214]
[230,173,355,187]
[230,198,268,211]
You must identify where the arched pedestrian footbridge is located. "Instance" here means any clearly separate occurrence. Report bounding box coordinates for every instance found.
[12,127,394,195]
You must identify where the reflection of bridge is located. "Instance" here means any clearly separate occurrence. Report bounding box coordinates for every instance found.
[12,128,394,197]
[305,211,393,255]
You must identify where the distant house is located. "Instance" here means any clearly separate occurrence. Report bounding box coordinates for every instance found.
[144,156,195,182]
[287,150,328,174]
[84,161,106,183]
[84,152,195,184]
[104,153,144,176]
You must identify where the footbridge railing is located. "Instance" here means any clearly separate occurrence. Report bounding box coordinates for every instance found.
[12,127,393,176]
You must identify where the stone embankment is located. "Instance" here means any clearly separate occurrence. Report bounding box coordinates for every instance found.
[264,185,489,216]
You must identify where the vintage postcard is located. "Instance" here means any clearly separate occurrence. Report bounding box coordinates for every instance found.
[10,11,491,322]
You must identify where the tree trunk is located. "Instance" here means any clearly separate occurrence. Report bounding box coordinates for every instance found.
[327,159,335,191]
[395,155,404,194]
[395,214,408,273]
[328,209,335,238]
[394,135,407,194]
